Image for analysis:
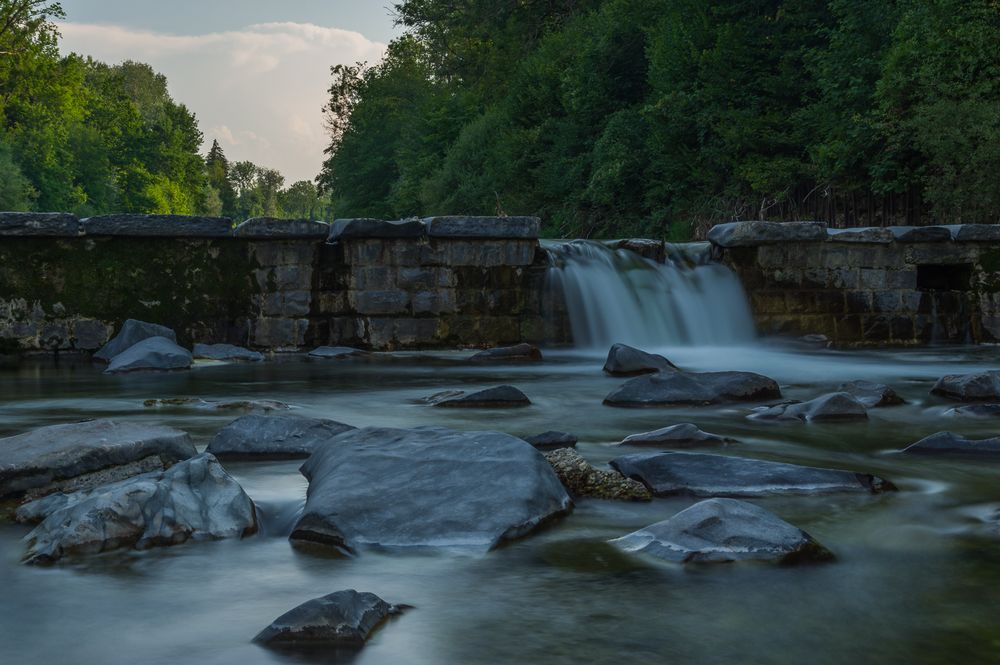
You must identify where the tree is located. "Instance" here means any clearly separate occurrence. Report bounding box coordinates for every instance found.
[0,135,34,209]
[205,139,236,216]
[281,180,320,219]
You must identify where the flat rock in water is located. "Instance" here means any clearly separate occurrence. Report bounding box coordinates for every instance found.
[610,451,895,497]
[0,212,81,236]
[192,343,264,362]
[610,498,833,564]
[18,453,257,563]
[902,431,1000,458]
[290,426,572,553]
[544,448,651,501]
[945,404,1000,418]
[469,343,543,362]
[143,397,289,412]
[522,431,578,450]
[838,380,904,407]
[747,392,868,422]
[707,221,827,248]
[604,370,780,407]
[207,414,356,460]
[104,336,192,374]
[0,419,196,499]
[233,217,329,239]
[603,344,678,376]
[931,371,1000,401]
[428,385,531,408]
[253,589,404,648]
[94,319,177,362]
[308,346,368,359]
[619,423,735,447]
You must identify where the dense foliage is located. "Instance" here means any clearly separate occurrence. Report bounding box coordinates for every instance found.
[0,1,323,219]
[319,0,1000,238]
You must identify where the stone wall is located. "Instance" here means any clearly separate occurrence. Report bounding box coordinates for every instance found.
[0,213,552,353]
[711,221,1000,346]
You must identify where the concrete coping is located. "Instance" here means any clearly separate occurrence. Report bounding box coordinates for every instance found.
[709,221,1000,248]
[234,217,330,239]
[328,218,426,241]
[707,221,828,248]
[0,212,82,237]
[424,215,540,239]
[82,214,235,237]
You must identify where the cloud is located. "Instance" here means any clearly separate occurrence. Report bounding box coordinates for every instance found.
[58,22,387,182]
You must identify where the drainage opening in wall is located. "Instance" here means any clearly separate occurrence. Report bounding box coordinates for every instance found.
[917,264,973,291]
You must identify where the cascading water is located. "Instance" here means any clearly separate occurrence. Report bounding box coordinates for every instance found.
[543,240,756,349]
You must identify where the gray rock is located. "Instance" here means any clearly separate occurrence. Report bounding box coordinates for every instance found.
[613,239,666,262]
[82,214,233,237]
[428,385,531,408]
[945,403,1000,418]
[290,426,572,553]
[192,343,265,362]
[604,370,781,407]
[207,414,356,460]
[826,227,894,244]
[94,319,177,362]
[253,589,405,648]
[233,217,329,239]
[838,380,904,407]
[610,451,895,497]
[747,392,868,422]
[931,371,1000,401]
[469,343,543,362]
[103,336,193,374]
[0,419,196,499]
[610,498,833,564]
[18,453,257,563]
[544,448,651,501]
[619,423,736,447]
[707,221,827,248]
[72,320,110,350]
[424,216,540,239]
[143,397,290,412]
[889,226,952,243]
[308,346,368,359]
[0,212,81,236]
[522,431,578,450]
[955,224,1000,242]
[328,218,425,240]
[902,431,1000,458]
[603,343,678,376]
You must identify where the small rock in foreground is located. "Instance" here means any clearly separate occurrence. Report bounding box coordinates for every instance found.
[747,392,868,422]
[603,343,678,376]
[254,589,407,648]
[619,423,736,447]
[610,498,834,564]
[104,336,193,374]
[427,385,531,408]
[469,343,543,362]
[544,448,651,501]
[931,370,1000,402]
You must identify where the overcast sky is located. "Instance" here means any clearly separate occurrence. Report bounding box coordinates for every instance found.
[57,1,400,183]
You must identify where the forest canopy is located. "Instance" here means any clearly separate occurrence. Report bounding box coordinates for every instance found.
[318,0,1000,239]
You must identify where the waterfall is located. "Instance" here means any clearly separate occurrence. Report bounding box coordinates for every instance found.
[543,240,756,349]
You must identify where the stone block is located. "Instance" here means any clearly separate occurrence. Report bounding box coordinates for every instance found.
[813,290,845,312]
[82,214,233,237]
[344,239,385,265]
[863,315,891,339]
[352,267,394,291]
[859,269,888,289]
[835,315,863,341]
[872,291,901,313]
[234,217,329,239]
[397,267,438,290]
[273,265,312,291]
[351,290,410,315]
[282,291,312,317]
[831,268,859,289]
[329,218,425,240]
[827,227,894,244]
[890,316,915,340]
[424,216,540,239]
[890,226,952,243]
[769,268,802,286]
[904,245,976,265]
[393,318,441,346]
[251,241,318,267]
[0,212,81,237]
[899,291,923,312]
[505,241,538,266]
[845,291,872,314]
[755,245,787,268]
[72,319,110,350]
[316,291,347,315]
[820,246,850,269]
[801,267,830,289]
[707,221,828,248]
[955,224,1000,242]
[750,292,787,314]
[252,318,296,348]
[885,270,917,289]
[412,289,457,315]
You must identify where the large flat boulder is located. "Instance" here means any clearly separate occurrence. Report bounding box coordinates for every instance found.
[707,221,827,248]
[233,217,329,239]
[290,426,572,554]
[931,371,1000,401]
[424,215,540,239]
[747,392,868,422]
[902,431,1000,458]
[610,498,833,564]
[81,214,233,237]
[619,423,735,447]
[610,451,895,497]
[253,590,406,648]
[838,380,904,407]
[543,448,651,501]
[94,319,177,362]
[193,343,265,362]
[18,453,257,564]
[469,343,542,362]
[308,346,368,359]
[0,212,81,236]
[604,370,780,407]
[328,218,425,240]
[428,385,531,408]
[103,336,193,374]
[603,344,678,376]
[207,414,356,460]
[0,419,196,499]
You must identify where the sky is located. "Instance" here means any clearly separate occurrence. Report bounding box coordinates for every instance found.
[57,1,400,183]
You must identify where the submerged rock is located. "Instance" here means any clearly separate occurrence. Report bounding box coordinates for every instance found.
[308,346,368,359]
[522,431,578,450]
[747,392,868,422]
[253,589,406,648]
[838,380,904,407]
[19,453,257,564]
[610,498,833,564]
[103,336,193,374]
[427,385,531,408]
[543,448,652,501]
[290,426,572,554]
[602,343,678,376]
[143,397,289,412]
[94,319,177,362]
[0,419,196,499]
[604,370,780,407]
[902,431,1000,458]
[468,343,543,362]
[945,404,1000,418]
[207,414,356,460]
[192,343,265,362]
[610,451,895,497]
[619,423,736,448]
[931,371,1000,401]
